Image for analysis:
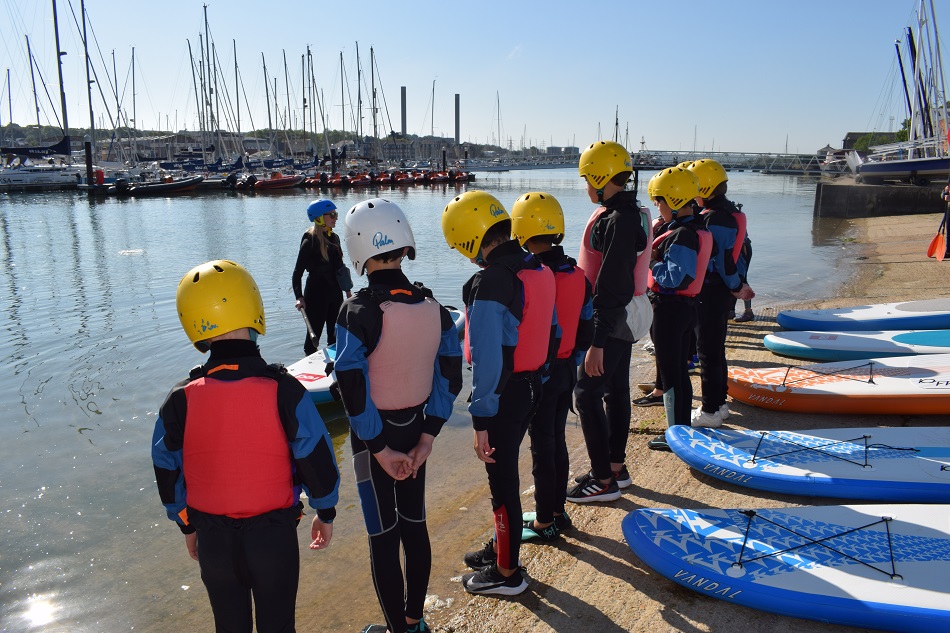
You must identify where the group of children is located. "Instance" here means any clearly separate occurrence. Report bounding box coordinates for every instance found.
[150,142,753,632]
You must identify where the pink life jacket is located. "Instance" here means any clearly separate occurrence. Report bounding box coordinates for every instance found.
[553,265,587,359]
[183,376,294,518]
[368,298,442,410]
[463,264,556,372]
[577,205,652,296]
[648,227,713,297]
[700,207,747,264]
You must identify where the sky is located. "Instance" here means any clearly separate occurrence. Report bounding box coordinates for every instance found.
[0,0,945,154]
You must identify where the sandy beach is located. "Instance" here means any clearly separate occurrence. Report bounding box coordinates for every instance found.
[408,210,949,633]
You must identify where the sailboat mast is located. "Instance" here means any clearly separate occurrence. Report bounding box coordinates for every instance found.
[282,49,291,144]
[234,40,240,136]
[431,79,435,138]
[132,47,137,164]
[371,46,378,168]
[340,52,345,139]
[262,53,273,147]
[81,0,95,157]
[188,40,202,156]
[25,36,41,127]
[51,0,70,136]
[929,0,949,154]
[6,70,11,146]
[356,42,362,139]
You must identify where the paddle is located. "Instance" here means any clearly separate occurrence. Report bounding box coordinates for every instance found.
[927,213,946,259]
[298,307,320,351]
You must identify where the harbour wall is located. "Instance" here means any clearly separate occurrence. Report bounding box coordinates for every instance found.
[814,179,946,218]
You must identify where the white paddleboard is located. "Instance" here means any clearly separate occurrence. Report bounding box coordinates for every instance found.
[728,353,950,415]
[623,504,950,632]
[777,299,950,332]
[763,329,950,361]
[665,425,950,502]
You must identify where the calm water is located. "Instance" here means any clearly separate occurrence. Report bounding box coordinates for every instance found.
[0,170,851,631]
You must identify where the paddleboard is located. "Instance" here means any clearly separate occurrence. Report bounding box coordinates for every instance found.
[776,299,950,332]
[288,309,464,404]
[728,353,950,415]
[665,426,950,502]
[622,504,950,632]
[763,329,950,361]
[287,345,338,404]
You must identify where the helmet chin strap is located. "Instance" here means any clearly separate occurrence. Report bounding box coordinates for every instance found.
[596,188,605,204]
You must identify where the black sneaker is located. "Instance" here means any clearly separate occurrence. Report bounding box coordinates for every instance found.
[521,519,559,542]
[573,467,631,489]
[648,434,671,451]
[463,538,496,569]
[633,393,664,407]
[566,473,621,503]
[523,511,573,532]
[613,465,632,489]
[462,563,528,596]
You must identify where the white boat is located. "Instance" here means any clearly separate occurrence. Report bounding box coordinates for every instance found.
[856,0,950,185]
[0,159,82,192]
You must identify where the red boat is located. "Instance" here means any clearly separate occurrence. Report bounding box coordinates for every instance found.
[253,172,305,189]
[326,172,351,187]
[349,173,372,186]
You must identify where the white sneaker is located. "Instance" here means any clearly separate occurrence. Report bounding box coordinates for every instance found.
[691,407,723,428]
[719,404,730,420]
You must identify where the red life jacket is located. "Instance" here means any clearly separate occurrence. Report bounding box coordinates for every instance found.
[368,297,442,410]
[464,263,556,372]
[648,227,713,297]
[553,265,587,359]
[182,376,294,518]
[577,205,652,296]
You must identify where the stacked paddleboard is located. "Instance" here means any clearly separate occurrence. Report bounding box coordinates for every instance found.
[664,425,950,502]
[763,329,950,362]
[776,299,950,332]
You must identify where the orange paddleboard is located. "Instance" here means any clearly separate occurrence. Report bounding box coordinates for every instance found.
[728,353,950,415]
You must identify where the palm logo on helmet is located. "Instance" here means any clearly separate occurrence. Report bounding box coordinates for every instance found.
[343,198,416,276]
[176,260,265,352]
[442,190,511,259]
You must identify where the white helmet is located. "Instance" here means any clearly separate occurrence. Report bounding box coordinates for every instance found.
[343,198,416,276]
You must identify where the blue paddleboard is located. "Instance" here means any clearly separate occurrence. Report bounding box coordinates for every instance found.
[665,426,950,502]
[623,504,950,632]
[777,299,950,332]
[763,329,950,361]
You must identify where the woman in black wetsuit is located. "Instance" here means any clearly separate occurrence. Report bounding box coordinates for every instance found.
[292,199,352,356]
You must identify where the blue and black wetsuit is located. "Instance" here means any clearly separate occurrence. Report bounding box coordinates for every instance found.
[530,247,593,523]
[463,239,557,572]
[697,196,743,414]
[334,269,462,633]
[152,339,340,633]
[649,215,705,427]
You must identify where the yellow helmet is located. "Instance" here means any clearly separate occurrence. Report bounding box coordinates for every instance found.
[647,167,700,211]
[176,260,266,351]
[578,140,632,190]
[688,158,728,198]
[441,190,510,258]
[510,191,564,246]
[676,160,694,170]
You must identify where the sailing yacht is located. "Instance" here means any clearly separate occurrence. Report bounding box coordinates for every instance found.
[855,0,949,184]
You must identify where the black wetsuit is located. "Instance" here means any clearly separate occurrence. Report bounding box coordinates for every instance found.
[292,228,346,355]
